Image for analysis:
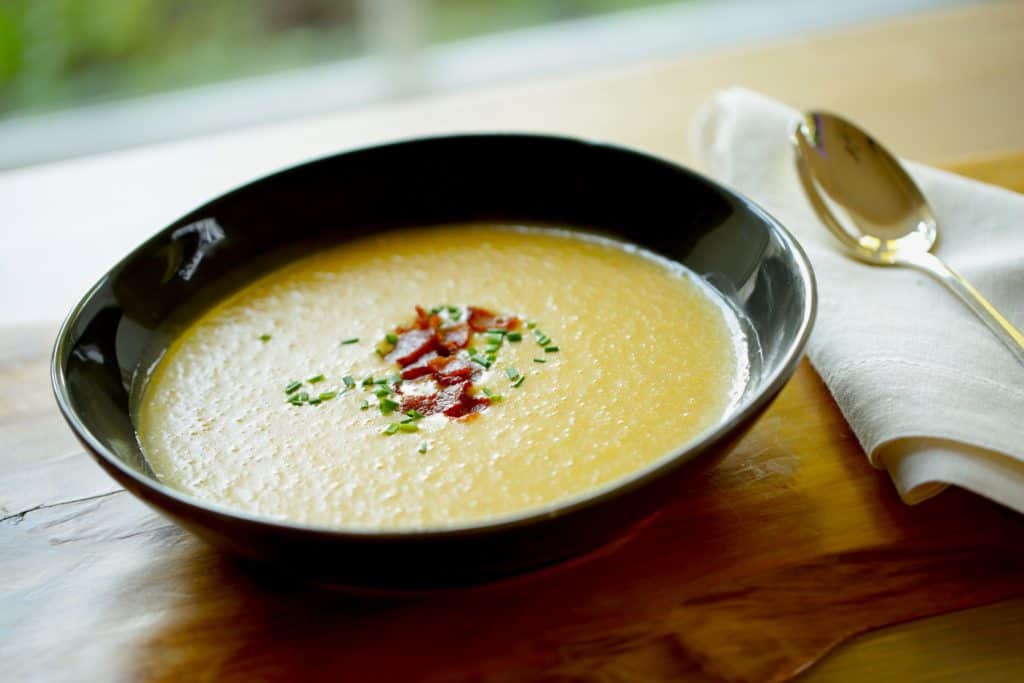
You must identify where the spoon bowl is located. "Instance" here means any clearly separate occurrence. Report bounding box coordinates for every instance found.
[793,110,1024,363]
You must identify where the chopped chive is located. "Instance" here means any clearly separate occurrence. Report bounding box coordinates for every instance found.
[375,348,386,357]
[489,393,504,403]
[447,305,459,314]
[383,423,400,435]
[487,328,508,336]
[361,376,374,387]
[507,332,522,342]
[379,398,399,415]
[307,374,325,384]
[374,378,388,385]
[533,358,546,363]
[341,337,359,345]
[505,366,520,381]
[375,388,391,398]
[342,376,355,389]
[287,397,304,406]
[318,391,337,401]
[400,417,416,424]
[527,321,537,329]
[544,346,560,353]
[512,375,525,388]
[387,373,402,386]
[297,391,310,402]
[481,387,493,397]
[360,399,369,410]
[284,380,302,395]
[308,397,322,405]
[398,423,419,433]
[418,441,428,454]
[405,409,424,420]
[259,334,272,342]
[385,333,399,345]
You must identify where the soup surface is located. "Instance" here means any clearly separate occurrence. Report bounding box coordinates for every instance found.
[137,225,746,528]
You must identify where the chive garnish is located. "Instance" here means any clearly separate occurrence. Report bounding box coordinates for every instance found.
[447,305,459,314]
[374,378,388,385]
[259,334,271,342]
[527,321,537,329]
[533,358,546,363]
[308,397,322,405]
[387,373,402,386]
[505,366,520,381]
[341,337,359,345]
[379,398,399,415]
[385,333,398,345]
[383,423,399,435]
[284,380,302,395]
[507,332,522,342]
[405,409,424,420]
[481,387,493,397]
[319,391,337,401]
[398,423,419,433]
[487,328,507,336]
[544,346,559,353]
[297,391,310,402]
[362,376,374,387]
[418,441,428,454]
[360,399,369,410]
[308,374,325,384]
[375,388,391,398]
[342,376,355,389]
[512,375,525,388]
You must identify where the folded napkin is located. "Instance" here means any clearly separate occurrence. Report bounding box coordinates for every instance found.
[691,89,1024,512]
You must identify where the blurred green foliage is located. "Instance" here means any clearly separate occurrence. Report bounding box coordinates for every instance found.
[0,0,674,118]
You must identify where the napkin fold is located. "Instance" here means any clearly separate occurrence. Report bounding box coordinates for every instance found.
[691,89,1024,512]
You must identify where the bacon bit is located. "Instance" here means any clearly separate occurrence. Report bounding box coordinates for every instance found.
[400,351,440,380]
[385,305,517,422]
[467,306,520,332]
[429,356,477,385]
[442,381,490,418]
[437,323,471,354]
[399,380,489,418]
[414,306,432,329]
[386,328,438,366]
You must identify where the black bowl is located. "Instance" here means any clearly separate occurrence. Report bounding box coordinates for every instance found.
[51,134,815,590]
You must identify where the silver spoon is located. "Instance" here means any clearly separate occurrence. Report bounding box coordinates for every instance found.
[793,111,1024,364]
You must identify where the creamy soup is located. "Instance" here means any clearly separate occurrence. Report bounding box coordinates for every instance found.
[136,225,746,528]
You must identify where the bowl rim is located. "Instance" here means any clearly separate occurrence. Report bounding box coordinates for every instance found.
[50,131,817,540]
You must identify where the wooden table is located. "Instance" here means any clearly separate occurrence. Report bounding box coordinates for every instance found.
[3,3,1024,681]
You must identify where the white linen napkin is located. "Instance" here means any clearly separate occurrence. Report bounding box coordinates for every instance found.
[691,89,1024,512]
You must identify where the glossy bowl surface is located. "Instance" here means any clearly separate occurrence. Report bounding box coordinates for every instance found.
[52,134,815,589]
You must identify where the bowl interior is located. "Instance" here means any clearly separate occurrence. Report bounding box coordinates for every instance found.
[53,134,814,532]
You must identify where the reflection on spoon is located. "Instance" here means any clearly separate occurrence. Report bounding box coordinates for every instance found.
[793,111,1024,365]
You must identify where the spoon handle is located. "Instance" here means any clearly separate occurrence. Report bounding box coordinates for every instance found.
[902,250,1024,365]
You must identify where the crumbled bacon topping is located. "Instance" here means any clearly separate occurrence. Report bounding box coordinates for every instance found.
[382,305,518,419]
